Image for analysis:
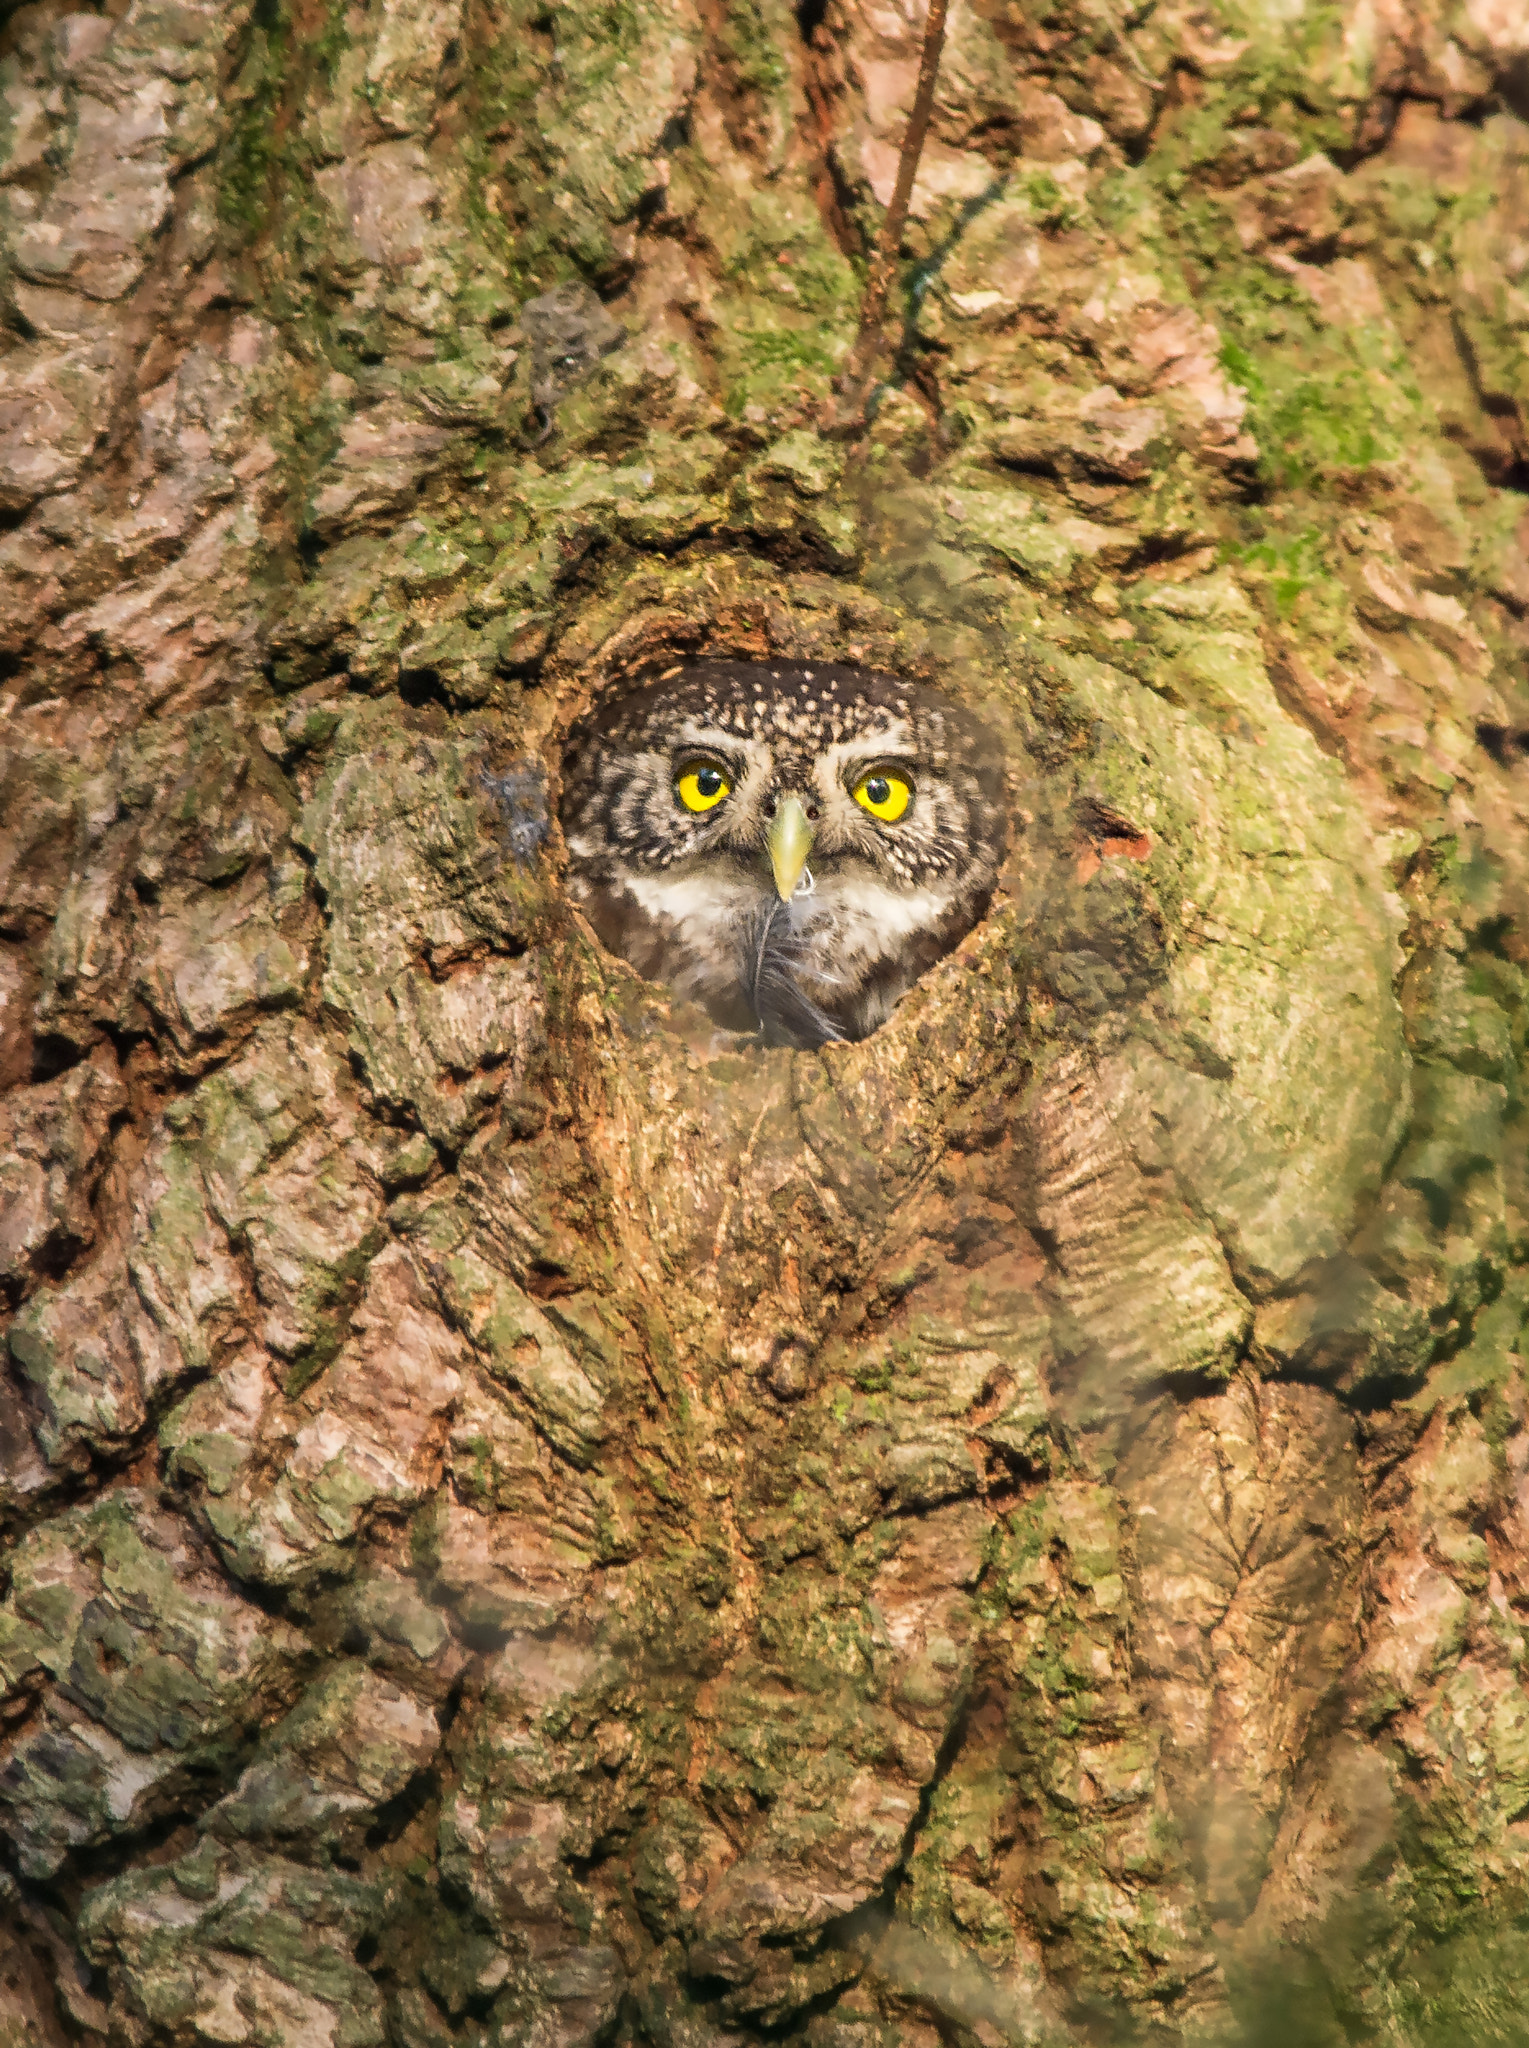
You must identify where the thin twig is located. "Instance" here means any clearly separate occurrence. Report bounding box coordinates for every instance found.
[824,0,950,434]
[856,0,950,355]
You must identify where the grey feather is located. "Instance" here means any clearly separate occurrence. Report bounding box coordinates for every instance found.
[743,900,847,1049]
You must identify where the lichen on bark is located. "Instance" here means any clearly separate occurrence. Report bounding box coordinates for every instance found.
[3,0,1529,2038]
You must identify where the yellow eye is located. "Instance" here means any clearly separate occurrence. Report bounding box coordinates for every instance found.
[676,762,732,813]
[853,772,911,822]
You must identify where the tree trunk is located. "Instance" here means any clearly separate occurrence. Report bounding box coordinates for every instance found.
[3,0,1529,2039]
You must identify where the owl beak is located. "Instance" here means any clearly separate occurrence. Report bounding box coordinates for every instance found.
[767,795,814,902]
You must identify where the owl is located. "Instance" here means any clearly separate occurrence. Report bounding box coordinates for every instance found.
[559,661,1007,1047]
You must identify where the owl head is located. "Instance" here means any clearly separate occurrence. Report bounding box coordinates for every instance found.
[559,661,1007,1046]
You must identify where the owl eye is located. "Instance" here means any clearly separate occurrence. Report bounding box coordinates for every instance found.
[853,772,912,823]
[675,762,732,813]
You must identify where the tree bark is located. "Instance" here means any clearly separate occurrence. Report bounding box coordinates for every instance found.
[3,0,1529,2041]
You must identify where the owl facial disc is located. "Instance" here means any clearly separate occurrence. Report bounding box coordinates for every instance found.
[559,660,1007,1048]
